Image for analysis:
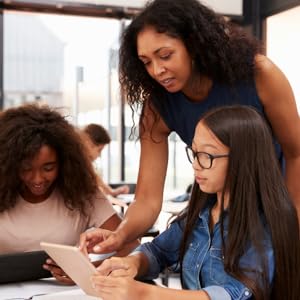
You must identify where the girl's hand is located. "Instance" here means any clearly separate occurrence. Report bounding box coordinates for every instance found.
[96,256,138,278]
[43,258,74,285]
[91,275,144,300]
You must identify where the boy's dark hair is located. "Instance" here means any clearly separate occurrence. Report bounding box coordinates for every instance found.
[83,124,111,145]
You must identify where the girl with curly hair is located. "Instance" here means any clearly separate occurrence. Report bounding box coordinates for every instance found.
[80,0,300,254]
[0,104,138,283]
[91,106,300,300]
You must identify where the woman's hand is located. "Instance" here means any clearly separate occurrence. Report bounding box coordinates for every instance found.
[43,258,74,285]
[79,228,126,256]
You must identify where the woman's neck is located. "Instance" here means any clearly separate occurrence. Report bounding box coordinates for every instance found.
[182,73,213,102]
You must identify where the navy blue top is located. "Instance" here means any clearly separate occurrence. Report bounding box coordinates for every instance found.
[153,81,284,169]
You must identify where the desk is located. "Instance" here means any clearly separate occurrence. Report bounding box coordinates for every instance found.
[0,278,157,300]
[117,192,188,214]
[162,199,188,216]
[0,278,96,300]
[115,194,134,215]
[116,194,135,205]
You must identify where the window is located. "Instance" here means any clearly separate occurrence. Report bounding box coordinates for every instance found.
[266,6,300,111]
[4,11,123,183]
[4,10,193,191]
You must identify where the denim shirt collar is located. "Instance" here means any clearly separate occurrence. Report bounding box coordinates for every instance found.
[199,194,229,228]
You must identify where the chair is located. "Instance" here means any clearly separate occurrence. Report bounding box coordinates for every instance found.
[142,226,160,238]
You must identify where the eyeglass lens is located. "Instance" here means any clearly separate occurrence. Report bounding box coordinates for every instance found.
[186,147,212,169]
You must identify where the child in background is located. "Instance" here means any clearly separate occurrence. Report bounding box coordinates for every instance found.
[82,123,130,197]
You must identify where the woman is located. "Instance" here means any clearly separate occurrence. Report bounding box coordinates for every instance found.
[91,106,300,300]
[0,104,138,283]
[80,0,300,254]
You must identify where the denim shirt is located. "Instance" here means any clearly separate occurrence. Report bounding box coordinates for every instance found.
[136,203,274,300]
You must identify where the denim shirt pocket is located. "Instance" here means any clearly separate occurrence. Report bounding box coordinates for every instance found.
[182,241,200,271]
[210,247,226,285]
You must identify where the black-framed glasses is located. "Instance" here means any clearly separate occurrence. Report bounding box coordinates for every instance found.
[185,146,229,169]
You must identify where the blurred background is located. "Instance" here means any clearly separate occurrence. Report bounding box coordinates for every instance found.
[1,0,299,190]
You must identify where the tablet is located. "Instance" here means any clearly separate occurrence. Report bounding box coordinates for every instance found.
[40,242,99,297]
[0,250,51,284]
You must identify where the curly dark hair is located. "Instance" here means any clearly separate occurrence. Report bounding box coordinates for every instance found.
[0,104,99,214]
[119,0,261,134]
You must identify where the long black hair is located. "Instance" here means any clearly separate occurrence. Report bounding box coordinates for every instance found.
[178,106,299,300]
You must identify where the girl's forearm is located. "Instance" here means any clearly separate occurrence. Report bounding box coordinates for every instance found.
[139,282,210,300]
[128,252,150,278]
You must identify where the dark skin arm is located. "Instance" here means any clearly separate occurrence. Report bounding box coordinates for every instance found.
[255,54,300,221]
[79,104,171,253]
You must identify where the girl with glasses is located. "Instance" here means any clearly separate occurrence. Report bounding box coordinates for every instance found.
[91,106,299,300]
[79,0,300,259]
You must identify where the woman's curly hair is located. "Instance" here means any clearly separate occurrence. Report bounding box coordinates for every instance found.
[0,104,99,214]
[119,0,261,134]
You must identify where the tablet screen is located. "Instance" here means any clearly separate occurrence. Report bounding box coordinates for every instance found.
[0,250,51,283]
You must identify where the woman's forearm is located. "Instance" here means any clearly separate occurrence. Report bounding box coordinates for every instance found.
[115,111,169,244]
[116,197,162,242]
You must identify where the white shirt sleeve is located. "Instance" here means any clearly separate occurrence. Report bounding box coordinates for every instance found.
[87,190,117,228]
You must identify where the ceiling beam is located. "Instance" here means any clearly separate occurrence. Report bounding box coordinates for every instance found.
[261,0,300,17]
[1,0,245,20]
[0,0,140,19]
